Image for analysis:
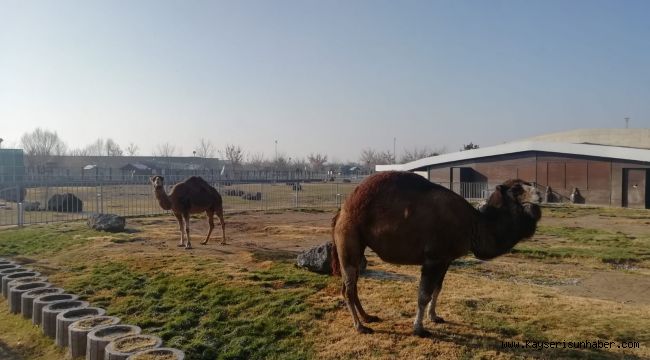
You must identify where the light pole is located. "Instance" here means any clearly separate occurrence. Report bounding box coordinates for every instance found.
[274,140,278,161]
[393,137,396,164]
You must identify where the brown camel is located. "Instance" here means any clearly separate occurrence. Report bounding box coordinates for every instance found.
[331,171,541,336]
[150,176,226,249]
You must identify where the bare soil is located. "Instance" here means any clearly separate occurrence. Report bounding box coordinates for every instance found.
[2,207,650,359]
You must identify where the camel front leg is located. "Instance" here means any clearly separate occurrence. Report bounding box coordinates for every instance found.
[351,258,380,323]
[201,210,215,245]
[413,260,449,337]
[341,266,373,334]
[182,213,192,250]
[427,262,450,324]
[216,208,226,245]
[174,213,185,247]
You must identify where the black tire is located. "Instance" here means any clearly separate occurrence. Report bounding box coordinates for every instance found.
[104,334,163,360]
[21,287,62,319]
[86,324,141,360]
[127,348,185,360]
[8,281,50,314]
[55,307,106,348]
[32,293,78,326]
[68,316,121,359]
[41,300,89,338]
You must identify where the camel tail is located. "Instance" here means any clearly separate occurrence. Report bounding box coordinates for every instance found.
[330,209,341,277]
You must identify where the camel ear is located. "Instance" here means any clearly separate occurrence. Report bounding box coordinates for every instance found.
[488,185,504,208]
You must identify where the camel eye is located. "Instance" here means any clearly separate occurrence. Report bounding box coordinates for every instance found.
[510,185,524,196]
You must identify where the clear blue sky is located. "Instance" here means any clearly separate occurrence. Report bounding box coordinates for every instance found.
[1,0,649,161]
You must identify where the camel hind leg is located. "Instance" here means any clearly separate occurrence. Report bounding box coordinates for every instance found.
[174,213,185,247]
[201,209,215,245]
[427,262,450,324]
[351,272,380,323]
[335,228,373,334]
[182,212,193,250]
[413,259,450,337]
[216,207,226,245]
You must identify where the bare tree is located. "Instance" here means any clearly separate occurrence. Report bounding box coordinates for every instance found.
[83,139,105,156]
[195,138,216,158]
[360,147,397,168]
[105,139,123,156]
[307,153,328,171]
[69,147,91,156]
[125,143,139,156]
[155,142,177,157]
[20,128,67,156]
[461,142,480,151]
[360,148,378,168]
[247,151,266,169]
[272,153,290,170]
[221,144,244,167]
[379,150,394,165]
[292,157,309,171]
[400,146,445,163]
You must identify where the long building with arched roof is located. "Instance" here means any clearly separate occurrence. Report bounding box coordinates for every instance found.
[377,129,650,208]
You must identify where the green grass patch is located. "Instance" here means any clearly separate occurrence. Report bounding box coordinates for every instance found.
[0,223,98,256]
[513,226,650,264]
[543,205,650,219]
[64,261,332,360]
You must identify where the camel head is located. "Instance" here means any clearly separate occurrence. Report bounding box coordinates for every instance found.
[485,179,542,223]
[474,179,542,259]
[150,176,165,190]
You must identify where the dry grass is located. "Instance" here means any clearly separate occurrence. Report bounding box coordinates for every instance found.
[1,205,649,359]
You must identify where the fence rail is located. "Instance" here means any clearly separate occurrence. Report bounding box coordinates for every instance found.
[0,177,496,227]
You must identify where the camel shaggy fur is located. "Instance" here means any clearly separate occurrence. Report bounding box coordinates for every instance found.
[151,176,226,249]
[331,171,541,336]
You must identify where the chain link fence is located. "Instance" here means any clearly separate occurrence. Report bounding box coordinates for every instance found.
[0,176,360,226]
[0,176,502,227]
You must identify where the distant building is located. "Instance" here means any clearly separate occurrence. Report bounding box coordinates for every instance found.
[0,149,25,183]
[23,155,223,180]
[119,163,161,177]
[377,129,650,209]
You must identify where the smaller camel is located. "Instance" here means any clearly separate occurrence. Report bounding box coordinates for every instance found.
[150,176,226,249]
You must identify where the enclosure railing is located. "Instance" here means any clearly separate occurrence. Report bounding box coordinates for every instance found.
[0,178,496,227]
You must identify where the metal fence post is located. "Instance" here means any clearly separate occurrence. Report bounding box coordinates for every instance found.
[336,183,340,208]
[101,183,105,214]
[17,202,24,227]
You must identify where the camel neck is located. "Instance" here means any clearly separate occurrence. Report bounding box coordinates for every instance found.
[154,187,172,210]
[470,209,521,260]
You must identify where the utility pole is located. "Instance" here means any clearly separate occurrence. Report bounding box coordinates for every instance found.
[274,140,278,161]
[393,137,396,164]
[625,117,630,128]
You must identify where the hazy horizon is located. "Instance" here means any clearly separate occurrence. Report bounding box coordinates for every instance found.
[2,1,649,162]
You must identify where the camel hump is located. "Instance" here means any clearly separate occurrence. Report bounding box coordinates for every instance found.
[184,176,215,189]
[184,176,210,186]
[345,171,442,212]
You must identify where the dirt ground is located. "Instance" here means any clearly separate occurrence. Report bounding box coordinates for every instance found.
[127,209,650,306]
[2,206,650,359]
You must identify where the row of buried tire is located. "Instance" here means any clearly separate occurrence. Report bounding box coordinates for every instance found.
[0,258,185,360]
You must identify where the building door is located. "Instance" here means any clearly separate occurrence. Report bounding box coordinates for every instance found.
[622,169,648,209]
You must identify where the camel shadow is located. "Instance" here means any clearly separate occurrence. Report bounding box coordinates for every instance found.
[373,323,645,360]
[246,245,298,262]
[0,340,21,360]
[362,269,416,282]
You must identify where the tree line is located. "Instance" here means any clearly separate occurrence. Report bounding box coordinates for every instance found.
[15,128,473,170]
